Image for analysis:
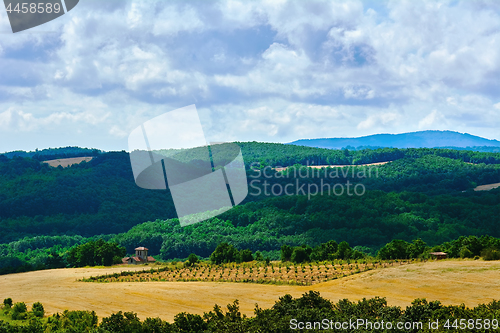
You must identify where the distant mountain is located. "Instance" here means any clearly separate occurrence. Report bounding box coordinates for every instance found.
[288,130,500,150]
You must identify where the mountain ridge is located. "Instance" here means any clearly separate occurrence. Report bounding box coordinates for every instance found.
[288,130,500,150]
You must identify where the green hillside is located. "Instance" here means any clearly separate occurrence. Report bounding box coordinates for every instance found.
[1,144,500,244]
[1,143,500,273]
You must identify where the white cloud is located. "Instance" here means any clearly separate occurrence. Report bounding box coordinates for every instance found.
[357,112,401,131]
[1,0,500,151]
[418,110,444,129]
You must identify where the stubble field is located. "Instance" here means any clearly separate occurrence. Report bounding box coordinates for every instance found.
[1,259,500,322]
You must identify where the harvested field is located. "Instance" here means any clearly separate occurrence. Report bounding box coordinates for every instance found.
[474,182,500,191]
[42,156,94,168]
[2,260,500,322]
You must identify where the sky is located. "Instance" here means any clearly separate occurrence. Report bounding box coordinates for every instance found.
[0,0,500,153]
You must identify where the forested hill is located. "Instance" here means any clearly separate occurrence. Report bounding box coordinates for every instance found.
[0,144,500,244]
[235,141,500,167]
[289,130,500,150]
[1,146,101,161]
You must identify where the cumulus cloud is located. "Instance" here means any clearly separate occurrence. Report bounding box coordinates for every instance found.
[357,111,402,131]
[1,0,500,151]
[418,110,445,129]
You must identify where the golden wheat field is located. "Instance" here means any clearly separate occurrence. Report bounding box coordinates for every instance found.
[1,259,500,322]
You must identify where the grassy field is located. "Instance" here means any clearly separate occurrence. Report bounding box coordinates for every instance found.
[1,259,499,322]
[81,259,413,285]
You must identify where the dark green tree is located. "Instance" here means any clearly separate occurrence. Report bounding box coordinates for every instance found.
[187,253,199,266]
[3,298,12,308]
[210,243,239,264]
[239,249,253,262]
[11,302,27,320]
[31,302,44,318]
[280,245,293,262]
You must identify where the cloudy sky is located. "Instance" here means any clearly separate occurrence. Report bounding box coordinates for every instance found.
[1,0,500,152]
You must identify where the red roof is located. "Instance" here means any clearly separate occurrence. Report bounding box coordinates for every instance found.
[147,256,156,262]
[135,247,148,251]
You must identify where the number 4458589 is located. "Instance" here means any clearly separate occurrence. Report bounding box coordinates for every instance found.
[443,318,499,330]
[5,2,62,14]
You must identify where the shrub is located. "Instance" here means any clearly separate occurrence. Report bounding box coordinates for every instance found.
[482,248,500,261]
[280,245,293,262]
[3,298,12,308]
[291,247,309,264]
[187,253,199,267]
[210,243,239,264]
[460,246,473,259]
[239,249,253,262]
[11,302,27,320]
[31,302,44,318]
[254,251,264,261]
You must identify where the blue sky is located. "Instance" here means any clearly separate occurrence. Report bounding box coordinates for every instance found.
[0,0,500,152]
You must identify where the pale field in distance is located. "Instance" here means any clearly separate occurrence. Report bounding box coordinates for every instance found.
[42,157,94,168]
[274,161,389,172]
[1,260,500,322]
[474,182,500,191]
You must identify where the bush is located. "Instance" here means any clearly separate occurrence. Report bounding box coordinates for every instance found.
[280,245,293,262]
[210,243,240,264]
[482,248,500,261]
[187,253,199,266]
[239,249,253,262]
[11,302,27,320]
[3,298,12,308]
[291,247,309,264]
[31,302,44,318]
[460,246,473,259]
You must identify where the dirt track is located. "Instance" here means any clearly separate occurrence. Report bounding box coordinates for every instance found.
[2,260,500,321]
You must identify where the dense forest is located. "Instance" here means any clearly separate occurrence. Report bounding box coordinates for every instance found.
[1,145,500,244]
[159,141,500,168]
[2,292,500,332]
[1,144,500,274]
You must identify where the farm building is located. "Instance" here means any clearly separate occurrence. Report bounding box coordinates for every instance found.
[122,246,156,265]
[429,252,448,260]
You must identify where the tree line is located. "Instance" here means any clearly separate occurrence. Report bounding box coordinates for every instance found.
[2,292,500,332]
[209,235,500,265]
